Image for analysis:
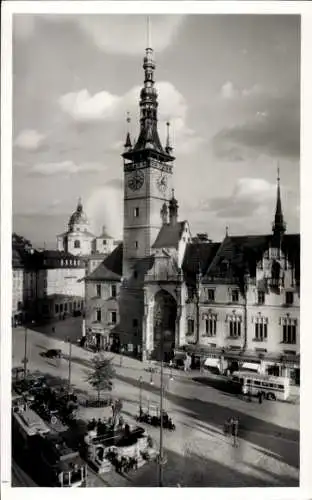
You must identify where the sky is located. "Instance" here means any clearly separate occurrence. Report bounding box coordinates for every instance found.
[12,14,300,248]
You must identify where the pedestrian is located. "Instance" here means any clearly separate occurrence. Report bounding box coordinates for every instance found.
[258,392,263,404]
[233,417,239,447]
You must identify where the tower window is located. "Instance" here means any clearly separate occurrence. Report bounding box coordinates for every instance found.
[231,290,239,303]
[111,284,117,298]
[74,240,81,249]
[257,291,265,305]
[134,207,140,217]
[134,271,138,279]
[103,239,107,245]
[207,289,215,302]
[111,311,117,324]
[133,318,139,328]
[96,284,101,298]
[135,241,139,249]
[285,291,294,305]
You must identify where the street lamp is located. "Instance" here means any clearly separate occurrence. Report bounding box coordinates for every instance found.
[158,332,164,487]
[67,337,72,393]
[23,326,28,379]
[139,376,143,415]
[195,263,202,345]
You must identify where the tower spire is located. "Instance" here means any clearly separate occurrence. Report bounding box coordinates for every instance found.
[147,15,151,48]
[272,163,286,245]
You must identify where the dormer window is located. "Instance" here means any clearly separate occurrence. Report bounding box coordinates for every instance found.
[231,290,239,303]
[103,240,107,245]
[74,240,80,249]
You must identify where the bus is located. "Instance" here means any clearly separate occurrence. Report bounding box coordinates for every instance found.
[12,397,87,487]
[231,371,290,401]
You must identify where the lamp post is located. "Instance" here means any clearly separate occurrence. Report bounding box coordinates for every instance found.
[67,337,72,393]
[139,376,143,415]
[158,335,164,487]
[23,326,28,379]
[195,266,202,345]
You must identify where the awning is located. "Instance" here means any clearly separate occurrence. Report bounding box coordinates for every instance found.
[204,357,220,368]
[241,362,260,372]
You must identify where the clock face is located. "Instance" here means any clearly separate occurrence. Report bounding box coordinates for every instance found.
[127,170,145,191]
[157,173,168,193]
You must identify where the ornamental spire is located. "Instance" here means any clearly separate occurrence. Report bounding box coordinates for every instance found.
[165,121,173,154]
[124,112,132,151]
[169,189,179,225]
[272,163,286,244]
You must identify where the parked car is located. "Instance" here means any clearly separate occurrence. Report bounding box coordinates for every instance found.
[43,349,62,359]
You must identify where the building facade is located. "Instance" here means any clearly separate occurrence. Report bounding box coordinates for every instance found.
[82,40,300,381]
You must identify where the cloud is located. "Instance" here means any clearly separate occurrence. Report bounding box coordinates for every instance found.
[59,80,202,154]
[59,89,119,122]
[220,81,238,100]
[85,186,123,239]
[200,177,277,219]
[213,90,299,160]
[14,129,45,150]
[76,15,184,55]
[28,160,104,177]
[220,81,262,100]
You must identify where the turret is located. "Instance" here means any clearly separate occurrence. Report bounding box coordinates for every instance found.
[169,189,179,225]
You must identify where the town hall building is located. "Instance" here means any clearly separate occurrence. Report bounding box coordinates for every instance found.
[84,40,300,383]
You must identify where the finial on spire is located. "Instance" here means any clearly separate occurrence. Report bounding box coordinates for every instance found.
[277,161,280,184]
[225,226,229,237]
[124,111,132,150]
[147,15,151,48]
[171,188,175,199]
[77,197,82,210]
[166,121,173,154]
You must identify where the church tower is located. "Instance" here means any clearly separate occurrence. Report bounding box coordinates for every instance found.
[121,23,175,278]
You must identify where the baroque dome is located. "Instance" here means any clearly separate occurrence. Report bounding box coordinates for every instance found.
[68,198,89,231]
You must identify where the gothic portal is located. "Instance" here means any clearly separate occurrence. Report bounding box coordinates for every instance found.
[153,290,177,362]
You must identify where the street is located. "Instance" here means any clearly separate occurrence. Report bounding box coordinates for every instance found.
[12,324,299,487]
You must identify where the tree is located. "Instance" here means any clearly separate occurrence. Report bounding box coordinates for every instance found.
[86,354,115,403]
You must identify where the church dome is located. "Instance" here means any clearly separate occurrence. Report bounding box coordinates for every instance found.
[68,198,89,231]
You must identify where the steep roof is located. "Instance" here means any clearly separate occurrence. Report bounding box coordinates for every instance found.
[182,242,221,287]
[85,243,123,282]
[206,233,300,282]
[152,221,186,249]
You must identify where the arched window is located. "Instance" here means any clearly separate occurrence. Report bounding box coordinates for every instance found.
[74,240,80,249]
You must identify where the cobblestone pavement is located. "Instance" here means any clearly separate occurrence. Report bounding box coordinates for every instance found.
[12,326,300,487]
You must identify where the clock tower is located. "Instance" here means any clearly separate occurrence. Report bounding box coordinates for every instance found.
[122,43,175,278]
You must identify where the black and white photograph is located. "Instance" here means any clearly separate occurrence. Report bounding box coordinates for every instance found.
[2,2,310,494]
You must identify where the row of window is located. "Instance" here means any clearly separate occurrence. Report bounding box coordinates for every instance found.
[96,309,117,324]
[186,318,297,344]
[55,300,83,314]
[96,284,117,298]
[198,289,295,305]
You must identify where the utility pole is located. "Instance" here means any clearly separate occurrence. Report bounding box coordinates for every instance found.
[139,376,143,415]
[68,337,72,393]
[195,261,202,345]
[158,321,166,487]
[23,326,28,379]
[159,340,164,487]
